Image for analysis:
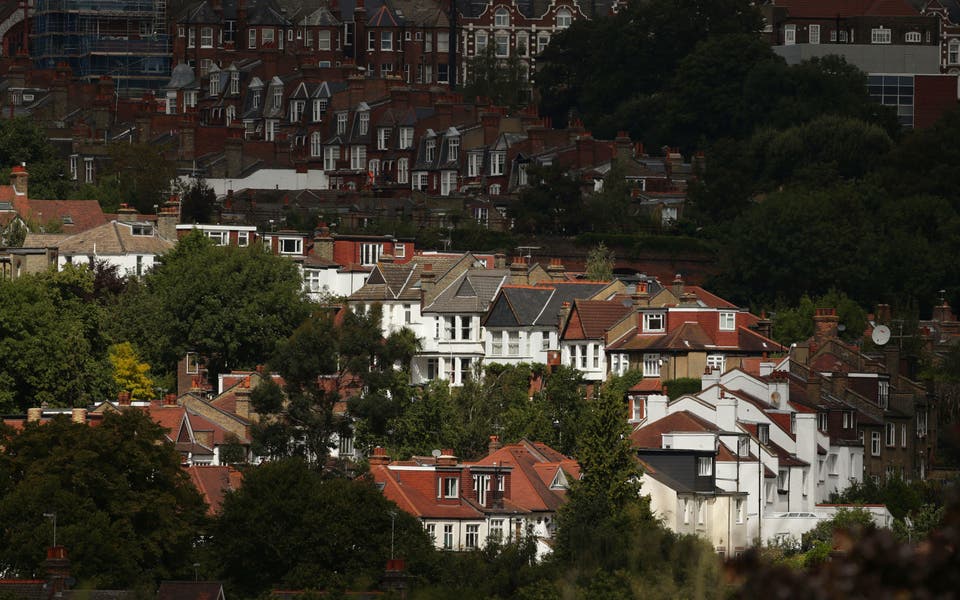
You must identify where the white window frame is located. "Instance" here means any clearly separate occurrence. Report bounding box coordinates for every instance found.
[397,158,409,184]
[871,431,881,456]
[556,7,572,28]
[886,422,896,447]
[360,243,383,266]
[447,136,460,161]
[643,312,665,332]
[706,354,725,374]
[200,26,213,48]
[359,111,369,135]
[643,353,660,377]
[698,456,712,476]
[318,30,331,50]
[350,145,367,171]
[809,24,820,44]
[950,39,960,64]
[323,146,340,171]
[490,151,505,176]
[495,8,510,27]
[871,27,891,44]
[399,127,414,149]
[278,237,303,255]
[905,31,920,43]
[784,24,796,45]
[467,152,482,177]
[381,31,393,51]
[719,311,736,331]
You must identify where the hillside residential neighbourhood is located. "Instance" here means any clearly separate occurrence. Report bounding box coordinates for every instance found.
[2,0,960,596]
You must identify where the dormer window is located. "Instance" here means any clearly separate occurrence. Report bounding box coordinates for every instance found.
[758,423,769,445]
[643,312,665,332]
[425,138,436,162]
[818,412,829,431]
[719,311,736,331]
[230,71,239,94]
[495,8,510,27]
[252,91,260,109]
[273,87,282,109]
[447,136,459,161]
[738,436,750,457]
[697,456,713,476]
[337,112,347,134]
[359,111,369,135]
[209,76,218,96]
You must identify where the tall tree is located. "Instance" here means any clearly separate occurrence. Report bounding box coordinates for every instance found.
[0,411,207,588]
[584,242,615,281]
[0,265,114,413]
[111,231,310,382]
[108,342,156,401]
[210,458,434,597]
[510,163,584,236]
[0,118,71,199]
[461,43,530,110]
[94,141,177,214]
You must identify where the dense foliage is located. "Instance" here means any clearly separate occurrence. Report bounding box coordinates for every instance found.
[0,411,207,588]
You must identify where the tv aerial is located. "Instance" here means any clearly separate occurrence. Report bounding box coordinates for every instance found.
[871,325,891,346]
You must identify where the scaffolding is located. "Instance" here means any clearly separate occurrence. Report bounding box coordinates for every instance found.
[31,0,170,97]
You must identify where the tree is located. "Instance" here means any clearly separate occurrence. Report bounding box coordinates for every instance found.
[510,163,584,236]
[111,231,311,382]
[771,291,868,346]
[584,160,635,233]
[109,342,155,401]
[179,179,217,224]
[0,265,114,413]
[210,459,434,597]
[584,242,614,281]
[94,141,177,214]
[0,118,71,199]
[0,410,207,588]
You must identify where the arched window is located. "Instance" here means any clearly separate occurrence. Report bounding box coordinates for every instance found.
[310,131,322,157]
[495,8,510,28]
[556,7,572,29]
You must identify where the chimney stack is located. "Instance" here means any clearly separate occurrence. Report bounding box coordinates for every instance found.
[813,307,839,345]
[672,273,684,301]
[436,449,458,467]
[117,391,132,405]
[510,256,527,284]
[10,164,28,196]
[369,446,391,465]
[71,408,87,424]
[27,407,42,422]
[547,258,566,281]
[420,263,436,298]
[488,435,502,454]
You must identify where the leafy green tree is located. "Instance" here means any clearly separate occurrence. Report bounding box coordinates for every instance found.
[584,242,614,281]
[111,231,310,382]
[108,342,155,401]
[0,265,114,412]
[0,410,207,588]
[387,381,465,459]
[771,291,868,345]
[210,458,434,597]
[179,179,217,224]
[585,160,634,233]
[94,142,177,214]
[0,118,71,199]
[510,163,584,236]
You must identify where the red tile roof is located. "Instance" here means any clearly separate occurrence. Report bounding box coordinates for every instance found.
[630,411,719,448]
[185,465,243,515]
[13,196,108,233]
[563,300,632,340]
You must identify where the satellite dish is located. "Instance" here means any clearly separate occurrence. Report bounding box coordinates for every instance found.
[431,449,442,458]
[872,325,891,346]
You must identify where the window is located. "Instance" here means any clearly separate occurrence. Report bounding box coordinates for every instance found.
[350,145,366,170]
[188,27,196,48]
[437,32,449,52]
[206,231,228,246]
[839,30,848,42]
[758,424,769,445]
[917,408,928,438]
[489,183,501,195]
[368,159,380,177]
[447,136,460,161]
[442,477,458,498]
[426,358,439,380]
[871,431,881,456]
[506,331,520,356]
[878,381,889,409]
[719,311,736,331]
[556,7,572,28]
[465,524,479,548]
[359,111,369,135]
[201,26,213,48]
[69,155,78,180]
[777,469,789,491]
[381,31,393,51]
[871,27,891,44]
[440,171,457,196]
[248,29,257,48]
[459,358,472,383]
[950,40,960,64]
[473,474,489,504]
[611,353,629,376]
[516,32,528,57]
[317,30,331,50]
[738,437,750,457]
[736,498,745,524]
[809,24,820,44]
[490,151,505,175]
[279,237,303,255]
[886,423,896,447]
[377,127,391,150]
[495,8,510,27]
[489,519,503,541]
[828,454,838,475]
[784,24,796,45]
[186,352,200,374]
[697,499,705,525]
[235,231,248,247]
[706,354,725,373]
[84,158,94,183]
[339,435,353,456]
[263,28,275,46]
[818,412,829,431]
[537,33,550,53]
[412,171,428,191]
[264,119,277,142]
[399,127,414,149]
[336,112,347,134]
[323,145,340,171]
[630,396,644,421]
[905,31,921,43]
[312,98,327,122]
[443,524,453,549]
[682,499,690,524]
[843,411,854,429]
[830,29,837,42]
[460,316,473,340]
[643,312,665,332]
[468,152,483,177]
[230,71,239,95]
[698,456,712,476]
[290,99,304,122]
[900,423,907,448]
[476,31,487,52]
[360,243,383,265]
[643,353,660,377]
[396,158,409,184]
[178,25,185,38]
[495,33,509,57]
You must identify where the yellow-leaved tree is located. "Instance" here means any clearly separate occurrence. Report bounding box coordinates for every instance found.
[109,342,155,401]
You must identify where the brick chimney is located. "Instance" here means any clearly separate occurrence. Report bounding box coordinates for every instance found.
[118,391,132,406]
[369,446,391,465]
[43,546,71,597]
[10,164,28,196]
[488,435,502,453]
[225,134,243,178]
[875,303,891,324]
[27,407,42,422]
[813,308,839,345]
[615,130,632,163]
[547,258,565,281]
[933,301,956,324]
[558,301,572,330]
[71,408,87,424]
[436,449,458,466]
[420,263,436,298]
[235,386,251,420]
[117,203,137,221]
[494,253,506,269]
[672,273,684,300]
[510,256,527,284]
[157,204,179,242]
[163,393,178,406]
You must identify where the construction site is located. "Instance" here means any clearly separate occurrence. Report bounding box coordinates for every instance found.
[30,0,171,96]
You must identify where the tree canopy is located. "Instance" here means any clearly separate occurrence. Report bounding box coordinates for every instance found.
[0,410,207,588]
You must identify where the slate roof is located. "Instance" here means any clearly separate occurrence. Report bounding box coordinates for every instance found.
[53,221,174,256]
[630,411,720,448]
[483,282,609,328]
[0,581,47,600]
[422,269,509,314]
[157,582,225,600]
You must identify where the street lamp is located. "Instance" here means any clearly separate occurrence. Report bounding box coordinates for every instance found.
[43,512,57,547]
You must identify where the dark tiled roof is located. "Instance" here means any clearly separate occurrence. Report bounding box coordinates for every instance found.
[772,0,921,17]
[630,411,719,448]
[157,582,225,600]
